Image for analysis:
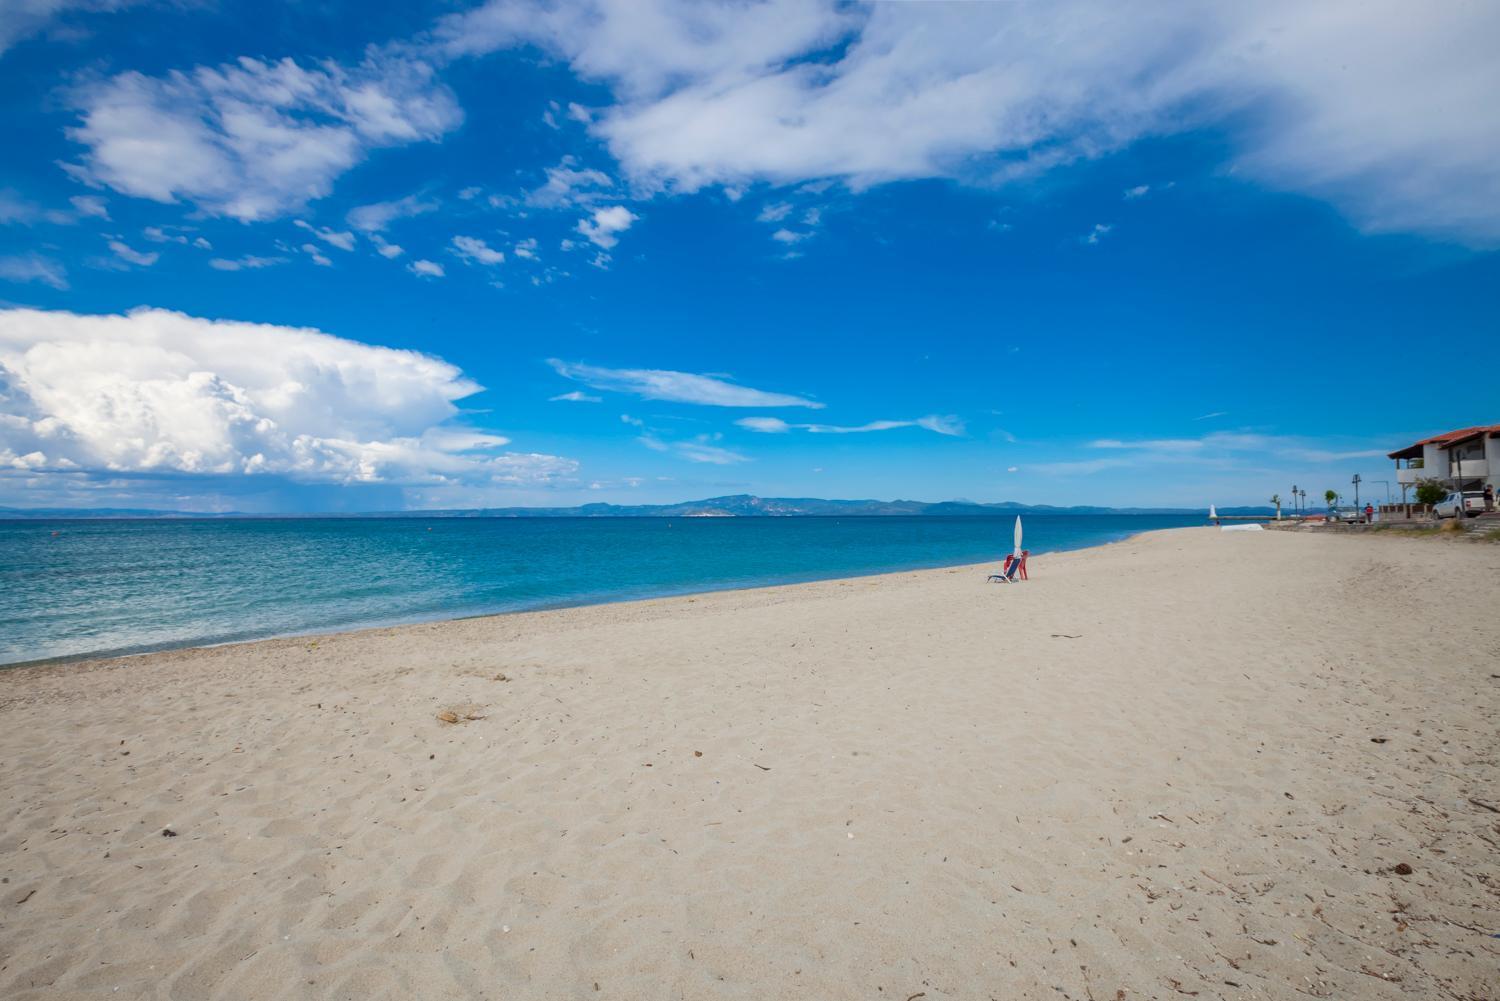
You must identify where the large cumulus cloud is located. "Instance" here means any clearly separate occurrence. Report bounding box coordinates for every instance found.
[0,307,576,488]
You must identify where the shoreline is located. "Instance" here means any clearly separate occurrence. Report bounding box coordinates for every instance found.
[4,526,1495,999]
[1,522,1171,673]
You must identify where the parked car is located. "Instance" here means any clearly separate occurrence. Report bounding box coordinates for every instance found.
[1329,506,1367,523]
[1432,490,1486,518]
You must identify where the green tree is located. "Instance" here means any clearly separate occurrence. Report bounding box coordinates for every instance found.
[1414,478,1447,506]
[1270,493,1282,519]
[1324,489,1338,510]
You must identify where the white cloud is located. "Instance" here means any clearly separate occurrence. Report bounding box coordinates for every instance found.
[736,416,790,433]
[208,254,286,271]
[575,205,638,248]
[513,237,539,260]
[736,414,964,435]
[0,190,38,224]
[69,194,109,219]
[549,390,601,403]
[548,358,822,408]
[346,193,437,232]
[438,0,1500,245]
[0,0,147,57]
[0,253,68,289]
[371,234,404,258]
[1083,223,1112,245]
[450,235,504,265]
[1090,437,1204,452]
[65,52,461,221]
[1123,184,1150,200]
[915,414,965,436]
[408,258,445,278]
[300,243,332,267]
[0,306,576,489]
[142,224,204,245]
[527,160,615,208]
[0,188,99,226]
[619,413,644,426]
[107,239,158,266]
[640,432,748,464]
[757,201,792,223]
[1076,431,1390,471]
[294,220,356,250]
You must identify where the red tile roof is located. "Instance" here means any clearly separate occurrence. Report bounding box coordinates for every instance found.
[1388,424,1500,459]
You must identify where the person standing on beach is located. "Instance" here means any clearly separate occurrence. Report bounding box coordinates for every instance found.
[1485,483,1495,513]
[1364,503,1374,523]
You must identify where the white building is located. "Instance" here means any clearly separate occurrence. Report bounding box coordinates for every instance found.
[1388,424,1500,498]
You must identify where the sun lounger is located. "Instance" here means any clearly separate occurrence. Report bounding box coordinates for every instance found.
[988,555,1023,583]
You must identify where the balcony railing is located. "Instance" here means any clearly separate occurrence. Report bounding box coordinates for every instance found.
[1451,458,1489,479]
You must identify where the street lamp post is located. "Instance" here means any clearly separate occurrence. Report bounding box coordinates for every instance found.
[1352,473,1362,510]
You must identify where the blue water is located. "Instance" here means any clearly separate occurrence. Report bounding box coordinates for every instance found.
[0,515,1199,665]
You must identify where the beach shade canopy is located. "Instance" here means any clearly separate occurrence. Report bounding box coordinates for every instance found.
[1014,515,1023,557]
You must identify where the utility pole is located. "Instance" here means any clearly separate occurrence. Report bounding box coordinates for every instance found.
[1352,473,1362,509]
[1292,484,1300,516]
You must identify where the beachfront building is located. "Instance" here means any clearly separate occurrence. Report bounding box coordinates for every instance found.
[1388,424,1500,499]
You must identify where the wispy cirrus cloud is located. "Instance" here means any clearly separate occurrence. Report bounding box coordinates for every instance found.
[208,254,286,272]
[107,239,158,267]
[347,193,438,232]
[0,0,149,58]
[0,253,68,289]
[549,390,601,403]
[737,414,963,436]
[548,359,822,408]
[294,220,356,251]
[640,433,748,465]
[435,0,1500,245]
[1079,431,1389,466]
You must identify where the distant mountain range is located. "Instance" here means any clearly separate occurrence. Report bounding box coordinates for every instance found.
[0,495,1276,519]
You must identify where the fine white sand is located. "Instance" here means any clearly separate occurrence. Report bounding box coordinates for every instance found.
[1,527,1497,1000]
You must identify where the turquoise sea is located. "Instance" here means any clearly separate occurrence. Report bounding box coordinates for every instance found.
[0,514,1200,665]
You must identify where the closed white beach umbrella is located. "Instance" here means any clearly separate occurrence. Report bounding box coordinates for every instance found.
[1209,504,1217,521]
[1014,515,1023,557]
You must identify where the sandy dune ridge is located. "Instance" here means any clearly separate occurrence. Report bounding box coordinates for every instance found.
[1,527,1497,999]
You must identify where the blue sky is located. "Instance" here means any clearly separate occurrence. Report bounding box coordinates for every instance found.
[1,1,1497,512]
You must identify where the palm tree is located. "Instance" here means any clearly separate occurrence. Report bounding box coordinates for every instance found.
[1270,493,1282,520]
[1324,489,1338,511]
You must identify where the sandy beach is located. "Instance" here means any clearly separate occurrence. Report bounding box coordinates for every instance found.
[1,526,1496,1000]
